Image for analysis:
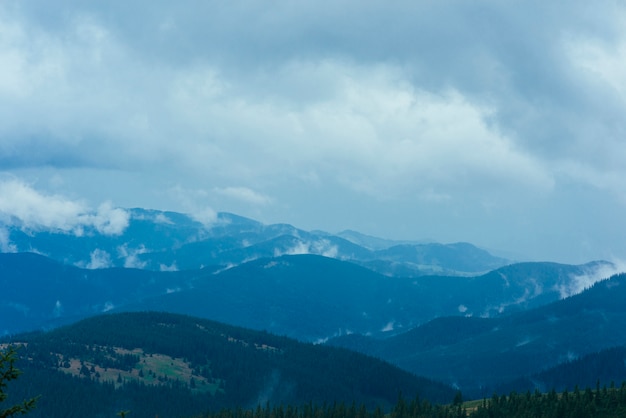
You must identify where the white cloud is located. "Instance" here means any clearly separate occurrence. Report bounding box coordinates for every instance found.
[53,300,63,318]
[0,178,129,235]
[154,213,173,224]
[381,321,395,332]
[91,203,130,235]
[0,227,16,252]
[0,178,86,230]
[274,239,339,258]
[165,60,554,200]
[214,187,272,206]
[118,244,148,269]
[102,301,115,312]
[166,186,217,227]
[566,22,626,101]
[160,263,178,272]
[556,260,626,299]
[0,8,554,200]
[85,249,112,269]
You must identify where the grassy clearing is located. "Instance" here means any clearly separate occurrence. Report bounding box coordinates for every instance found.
[55,346,221,394]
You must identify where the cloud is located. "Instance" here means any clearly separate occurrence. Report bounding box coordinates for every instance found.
[85,249,112,269]
[274,239,339,258]
[117,244,148,269]
[53,300,63,318]
[381,321,395,332]
[1,1,625,263]
[0,3,554,200]
[0,227,16,252]
[0,178,129,235]
[160,263,179,272]
[557,260,626,299]
[154,213,174,224]
[214,187,272,206]
[102,301,115,312]
[164,59,555,201]
[166,186,217,227]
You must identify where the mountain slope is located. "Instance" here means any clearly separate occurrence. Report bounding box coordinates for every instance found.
[1,207,510,275]
[0,252,213,335]
[120,254,606,341]
[328,273,626,397]
[3,312,456,418]
[496,345,626,394]
[1,251,610,341]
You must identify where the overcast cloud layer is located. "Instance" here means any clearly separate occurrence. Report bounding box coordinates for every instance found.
[1,1,625,263]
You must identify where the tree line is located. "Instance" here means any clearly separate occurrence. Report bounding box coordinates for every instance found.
[194,383,626,418]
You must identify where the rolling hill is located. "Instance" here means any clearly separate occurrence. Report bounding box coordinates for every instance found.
[328,273,626,397]
[2,311,456,418]
[0,252,611,342]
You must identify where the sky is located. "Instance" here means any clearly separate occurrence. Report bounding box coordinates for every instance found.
[0,0,625,264]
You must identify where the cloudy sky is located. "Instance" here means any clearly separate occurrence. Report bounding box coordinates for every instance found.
[1,0,625,264]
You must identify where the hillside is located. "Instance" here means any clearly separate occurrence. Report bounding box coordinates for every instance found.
[328,273,626,397]
[0,252,211,335]
[496,345,626,394]
[117,255,612,341]
[0,252,610,341]
[2,312,456,418]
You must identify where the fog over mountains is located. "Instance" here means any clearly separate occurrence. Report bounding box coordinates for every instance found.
[4,2,626,415]
[2,205,626,400]
[1,207,512,277]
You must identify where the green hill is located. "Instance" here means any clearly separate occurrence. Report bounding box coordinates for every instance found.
[3,312,455,418]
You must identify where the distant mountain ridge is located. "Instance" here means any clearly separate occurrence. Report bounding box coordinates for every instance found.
[1,207,509,276]
[0,251,610,341]
[327,273,626,397]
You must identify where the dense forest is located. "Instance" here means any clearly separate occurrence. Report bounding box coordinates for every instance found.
[1,312,454,417]
[4,312,626,417]
[192,385,626,418]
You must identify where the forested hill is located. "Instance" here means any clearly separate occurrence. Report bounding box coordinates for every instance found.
[327,273,626,397]
[3,312,456,418]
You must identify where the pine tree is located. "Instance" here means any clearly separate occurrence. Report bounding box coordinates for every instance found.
[0,346,37,417]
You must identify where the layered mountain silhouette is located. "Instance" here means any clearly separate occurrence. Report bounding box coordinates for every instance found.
[1,206,624,406]
[0,252,607,341]
[2,208,508,276]
[328,273,626,397]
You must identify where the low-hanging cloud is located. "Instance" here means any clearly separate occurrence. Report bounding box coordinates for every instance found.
[556,260,626,299]
[85,249,113,270]
[0,179,129,235]
[0,227,16,253]
[274,239,339,258]
[118,244,148,269]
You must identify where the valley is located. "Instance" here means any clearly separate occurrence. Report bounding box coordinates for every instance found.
[1,208,625,416]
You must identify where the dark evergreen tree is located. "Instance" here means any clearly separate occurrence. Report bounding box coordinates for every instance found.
[0,346,37,417]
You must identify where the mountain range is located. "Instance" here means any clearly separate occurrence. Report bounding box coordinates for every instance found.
[0,251,609,341]
[2,206,626,414]
[2,208,508,276]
